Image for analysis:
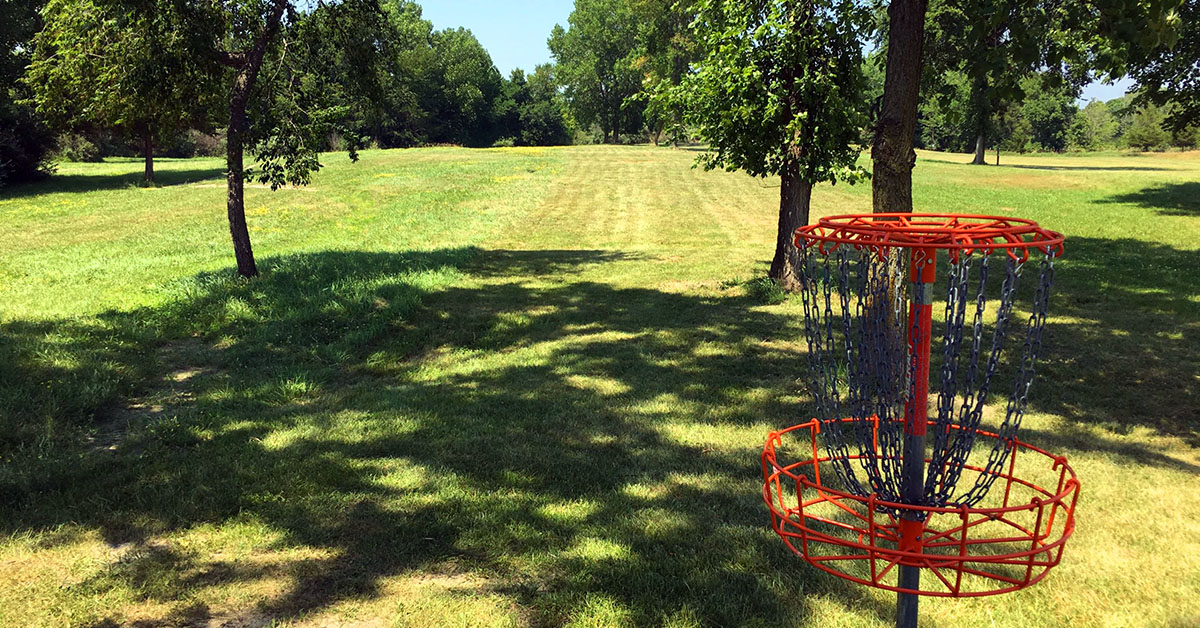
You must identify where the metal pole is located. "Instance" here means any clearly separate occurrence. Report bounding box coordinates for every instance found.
[897,248,935,628]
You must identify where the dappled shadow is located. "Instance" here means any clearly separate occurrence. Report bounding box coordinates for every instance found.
[4,241,1195,626]
[1097,181,1200,216]
[919,156,1173,172]
[0,164,224,199]
[1005,163,1173,172]
[0,247,895,627]
[1033,236,1199,446]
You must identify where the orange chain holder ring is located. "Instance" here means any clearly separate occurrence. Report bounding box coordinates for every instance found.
[761,214,1078,627]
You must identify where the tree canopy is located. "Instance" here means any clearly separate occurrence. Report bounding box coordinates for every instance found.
[1131,0,1199,134]
[26,0,221,183]
[672,0,870,285]
[0,0,54,187]
[549,0,644,143]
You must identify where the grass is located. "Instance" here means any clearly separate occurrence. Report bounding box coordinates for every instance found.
[0,145,1197,628]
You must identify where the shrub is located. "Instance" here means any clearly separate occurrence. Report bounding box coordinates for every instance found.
[0,101,55,187]
[745,276,789,305]
[54,133,102,162]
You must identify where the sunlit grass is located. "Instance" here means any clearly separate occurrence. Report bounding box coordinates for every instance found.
[0,145,1197,627]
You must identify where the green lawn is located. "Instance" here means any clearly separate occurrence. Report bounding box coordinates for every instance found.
[1,146,1197,627]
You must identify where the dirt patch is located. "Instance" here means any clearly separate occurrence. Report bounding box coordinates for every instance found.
[87,338,223,453]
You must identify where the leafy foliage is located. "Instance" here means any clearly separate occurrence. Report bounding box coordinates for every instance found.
[673,0,870,184]
[549,0,644,143]
[922,0,1182,153]
[495,66,576,146]
[25,0,221,180]
[1131,0,1200,134]
[0,0,54,186]
[1124,101,1172,150]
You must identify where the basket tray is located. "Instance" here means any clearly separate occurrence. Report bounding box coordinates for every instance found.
[795,213,1065,260]
[761,418,1080,597]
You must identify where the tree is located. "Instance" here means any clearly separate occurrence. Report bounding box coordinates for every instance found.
[366,0,438,148]
[495,65,574,146]
[1125,102,1171,150]
[1071,99,1119,150]
[549,0,643,143]
[629,0,698,145]
[1021,73,1076,152]
[871,0,928,212]
[100,0,386,277]
[916,70,972,152]
[673,0,870,287]
[0,0,54,187]
[429,27,502,147]
[26,0,219,184]
[994,99,1033,157]
[922,0,1072,165]
[1130,0,1197,136]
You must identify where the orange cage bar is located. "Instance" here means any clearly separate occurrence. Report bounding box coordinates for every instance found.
[761,417,1080,597]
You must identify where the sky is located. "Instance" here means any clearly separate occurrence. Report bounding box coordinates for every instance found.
[420,0,574,76]
[420,0,1133,102]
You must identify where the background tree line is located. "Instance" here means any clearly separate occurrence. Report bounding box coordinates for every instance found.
[916,73,1200,157]
[2,0,1197,281]
[7,0,1197,190]
[0,0,575,189]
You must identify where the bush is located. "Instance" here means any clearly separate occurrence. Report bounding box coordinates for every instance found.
[744,276,789,305]
[54,133,102,162]
[192,131,227,157]
[0,101,55,187]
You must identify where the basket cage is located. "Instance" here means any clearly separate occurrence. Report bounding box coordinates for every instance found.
[760,214,1080,597]
[795,238,1058,512]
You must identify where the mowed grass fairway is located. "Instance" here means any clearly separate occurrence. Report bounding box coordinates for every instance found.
[1,146,1198,627]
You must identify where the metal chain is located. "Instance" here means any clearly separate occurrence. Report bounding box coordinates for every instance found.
[797,239,1058,512]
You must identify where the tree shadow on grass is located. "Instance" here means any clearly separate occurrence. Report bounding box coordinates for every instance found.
[3,241,1194,627]
[1033,236,1199,448]
[0,165,225,199]
[1096,181,1200,216]
[0,247,897,627]
[919,156,1174,172]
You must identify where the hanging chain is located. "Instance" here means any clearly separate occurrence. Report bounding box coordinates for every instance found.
[797,239,1060,512]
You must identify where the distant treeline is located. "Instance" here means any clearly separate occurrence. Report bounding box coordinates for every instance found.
[2,0,1197,189]
[915,72,1200,156]
[0,0,577,185]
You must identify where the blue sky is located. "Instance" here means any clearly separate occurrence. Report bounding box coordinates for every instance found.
[420,0,574,76]
[420,0,1132,102]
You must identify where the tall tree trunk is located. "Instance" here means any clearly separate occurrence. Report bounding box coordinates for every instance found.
[871,0,928,214]
[142,133,154,184]
[972,133,987,165]
[995,144,1000,165]
[227,79,258,278]
[768,160,811,290]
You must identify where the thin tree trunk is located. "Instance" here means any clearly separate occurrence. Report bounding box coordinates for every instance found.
[227,81,258,278]
[871,0,928,214]
[768,160,811,290]
[995,144,1000,165]
[972,133,987,165]
[220,0,288,278]
[142,133,155,184]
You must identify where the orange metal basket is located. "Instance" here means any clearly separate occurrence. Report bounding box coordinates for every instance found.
[762,417,1079,597]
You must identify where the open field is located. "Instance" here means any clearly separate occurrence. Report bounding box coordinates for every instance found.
[1,146,1198,627]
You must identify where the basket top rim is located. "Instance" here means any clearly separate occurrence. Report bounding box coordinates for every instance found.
[795,213,1064,258]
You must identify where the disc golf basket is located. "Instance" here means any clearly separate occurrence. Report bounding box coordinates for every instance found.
[760,214,1079,627]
